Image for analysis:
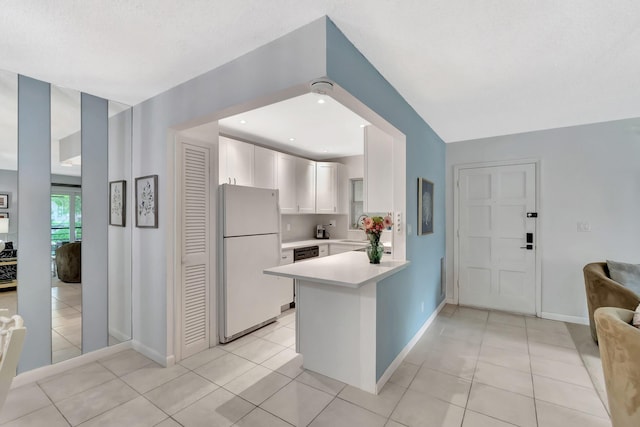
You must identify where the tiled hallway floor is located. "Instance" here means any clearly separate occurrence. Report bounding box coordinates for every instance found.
[0,306,611,426]
[1,282,83,364]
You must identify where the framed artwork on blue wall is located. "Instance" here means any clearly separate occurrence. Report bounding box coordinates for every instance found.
[418,178,433,235]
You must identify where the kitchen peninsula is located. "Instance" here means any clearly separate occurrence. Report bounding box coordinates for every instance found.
[264,251,409,394]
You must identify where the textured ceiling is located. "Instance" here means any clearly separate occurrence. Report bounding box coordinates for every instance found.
[1,1,639,142]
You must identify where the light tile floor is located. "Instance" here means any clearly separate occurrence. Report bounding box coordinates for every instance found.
[0,306,612,427]
[1,281,84,363]
[51,281,83,363]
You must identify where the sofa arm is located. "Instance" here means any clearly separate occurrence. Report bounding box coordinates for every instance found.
[595,307,640,427]
[584,263,640,342]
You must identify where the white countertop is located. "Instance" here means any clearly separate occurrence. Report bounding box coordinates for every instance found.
[264,251,409,289]
[281,239,368,250]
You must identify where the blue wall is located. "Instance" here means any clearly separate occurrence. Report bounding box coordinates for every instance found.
[325,19,446,380]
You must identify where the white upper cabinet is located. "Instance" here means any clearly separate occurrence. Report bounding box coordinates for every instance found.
[219,136,254,186]
[254,146,277,189]
[316,162,341,214]
[219,136,349,215]
[277,152,297,214]
[295,158,316,213]
[218,136,228,185]
[364,126,393,213]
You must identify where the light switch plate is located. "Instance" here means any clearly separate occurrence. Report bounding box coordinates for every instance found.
[395,211,402,234]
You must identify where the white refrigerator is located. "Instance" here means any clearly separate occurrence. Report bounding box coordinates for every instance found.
[219,184,285,343]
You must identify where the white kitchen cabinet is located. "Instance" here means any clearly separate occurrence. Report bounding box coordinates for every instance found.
[277,152,297,213]
[318,244,328,257]
[364,126,393,213]
[295,157,316,213]
[281,250,293,265]
[219,136,254,186]
[254,146,277,189]
[316,162,339,214]
[277,250,294,307]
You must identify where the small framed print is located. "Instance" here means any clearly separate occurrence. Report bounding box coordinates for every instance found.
[418,178,434,235]
[0,213,8,219]
[109,180,126,227]
[0,194,8,209]
[135,175,158,228]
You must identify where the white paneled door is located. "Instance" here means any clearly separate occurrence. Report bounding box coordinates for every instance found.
[457,163,537,314]
[178,138,214,359]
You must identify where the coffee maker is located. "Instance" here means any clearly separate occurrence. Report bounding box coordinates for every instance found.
[316,224,329,239]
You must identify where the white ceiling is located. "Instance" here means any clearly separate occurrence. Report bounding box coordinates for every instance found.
[1,1,640,142]
[219,93,369,160]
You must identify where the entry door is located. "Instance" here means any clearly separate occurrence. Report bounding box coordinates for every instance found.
[458,163,537,314]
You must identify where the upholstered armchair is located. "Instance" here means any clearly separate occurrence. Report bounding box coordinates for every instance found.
[595,307,640,427]
[55,242,81,283]
[584,262,640,342]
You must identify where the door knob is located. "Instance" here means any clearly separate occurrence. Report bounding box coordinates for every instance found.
[521,233,534,250]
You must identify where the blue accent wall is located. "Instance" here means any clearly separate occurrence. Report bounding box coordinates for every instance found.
[325,19,446,380]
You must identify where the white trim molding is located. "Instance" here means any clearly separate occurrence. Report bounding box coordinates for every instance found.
[375,299,446,393]
[541,312,589,325]
[132,339,174,367]
[12,341,132,389]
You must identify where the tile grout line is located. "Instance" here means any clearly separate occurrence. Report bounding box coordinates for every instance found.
[525,316,541,427]
[460,308,489,426]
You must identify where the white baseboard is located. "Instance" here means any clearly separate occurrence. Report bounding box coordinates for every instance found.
[445,298,456,305]
[375,299,446,393]
[109,327,132,344]
[166,354,176,367]
[131,340,172,367]
[12,341,132,389]
[541,312,589,325]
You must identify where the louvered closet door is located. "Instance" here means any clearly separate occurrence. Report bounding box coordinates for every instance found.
[180,141,211,358]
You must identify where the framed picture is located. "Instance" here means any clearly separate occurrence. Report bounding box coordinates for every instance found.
[0,213,8,219]
[0,194,7,209]
[109,180,126,227]
[135,175,158,228]
[418,178,434,235]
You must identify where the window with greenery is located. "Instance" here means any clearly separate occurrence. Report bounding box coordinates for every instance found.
[349,178,364,229]
[51,190,82,249]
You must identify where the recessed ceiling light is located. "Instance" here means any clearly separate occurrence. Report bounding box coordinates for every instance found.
[289,138,295,142]
[317,98,326,104]
[239,119,247,124]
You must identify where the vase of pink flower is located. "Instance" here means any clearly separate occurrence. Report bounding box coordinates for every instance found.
[360,214,393,264]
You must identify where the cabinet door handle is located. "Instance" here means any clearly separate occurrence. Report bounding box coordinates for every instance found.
[233,178,236,185]
[334,206,336,212]
[228,177,231,184]
[297,205,300,212]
